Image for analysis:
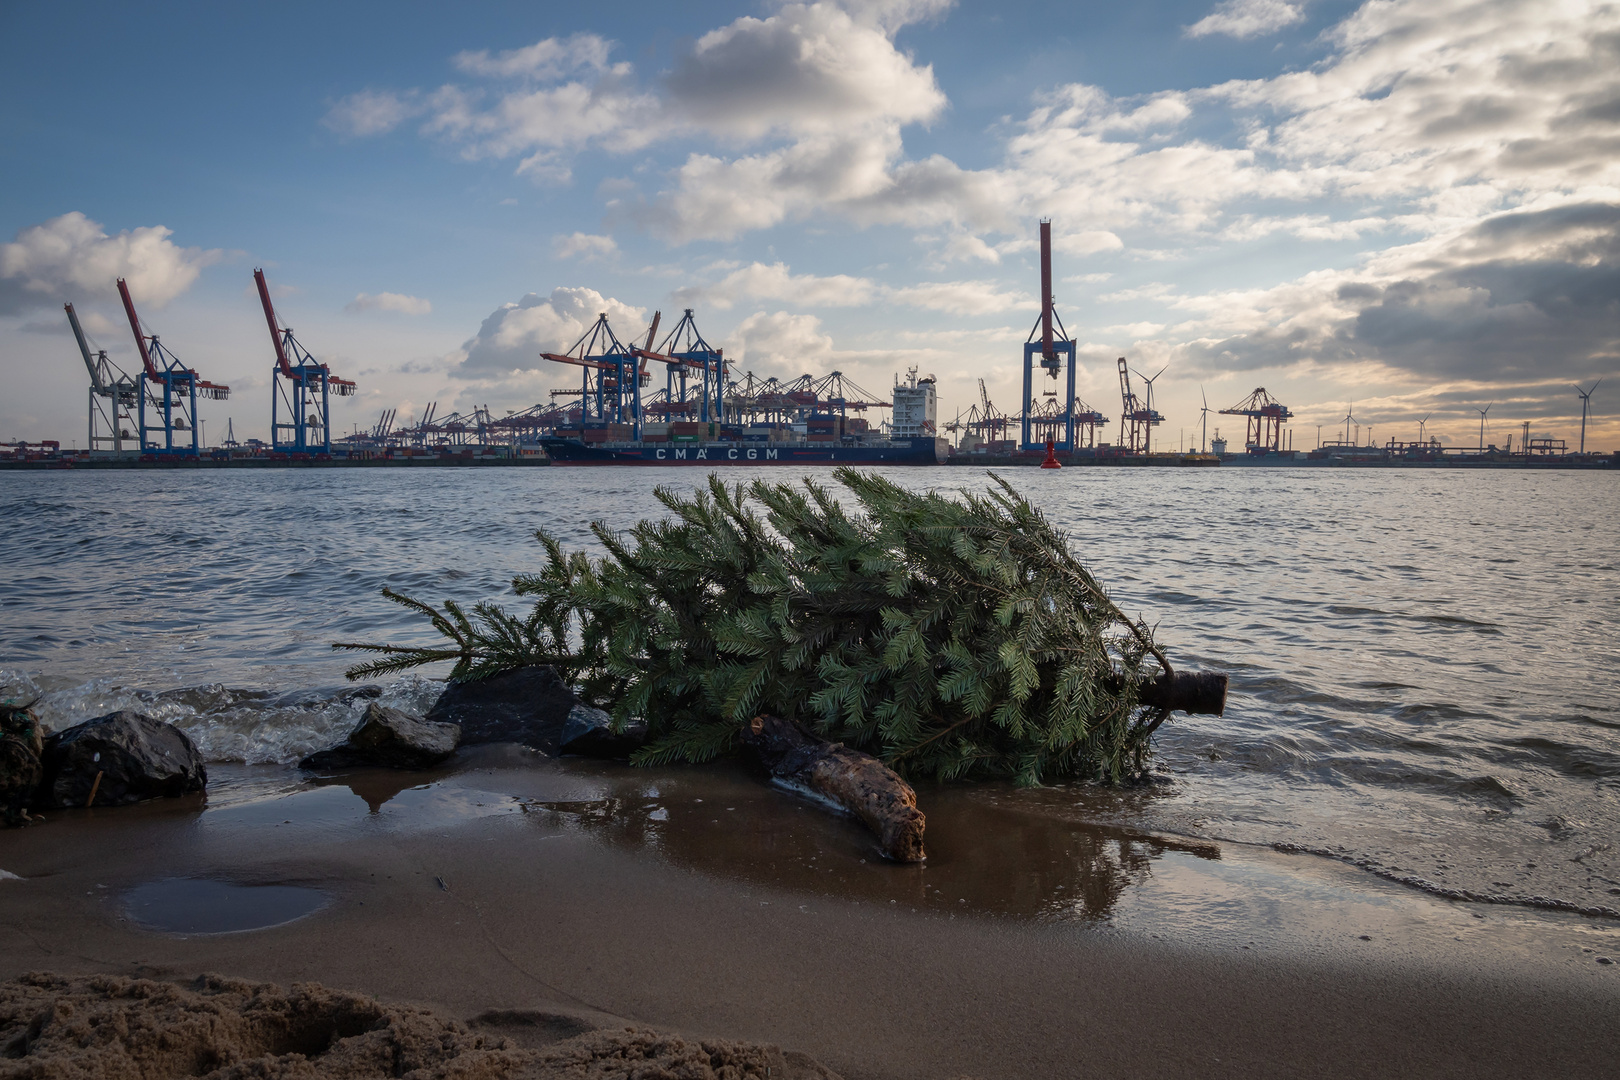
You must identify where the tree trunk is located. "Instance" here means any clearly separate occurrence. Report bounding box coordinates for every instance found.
[741,715,926,863]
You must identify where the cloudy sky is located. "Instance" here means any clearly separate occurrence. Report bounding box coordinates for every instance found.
[2,0,1615,450]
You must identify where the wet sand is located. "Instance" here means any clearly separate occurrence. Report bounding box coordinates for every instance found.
[2,746,1617,1079]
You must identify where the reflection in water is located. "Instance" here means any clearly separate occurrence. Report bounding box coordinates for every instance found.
[313,770,438,814]
[125,877,328,934]
[523,763,1219,921]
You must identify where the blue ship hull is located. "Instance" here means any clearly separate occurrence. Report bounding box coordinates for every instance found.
[539,437,948,465]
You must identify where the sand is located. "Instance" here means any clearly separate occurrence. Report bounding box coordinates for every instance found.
[0,971,834,1079]
[1,749,1617,1079]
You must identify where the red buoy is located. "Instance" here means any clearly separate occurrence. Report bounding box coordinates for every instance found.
[1040,436,1062,469]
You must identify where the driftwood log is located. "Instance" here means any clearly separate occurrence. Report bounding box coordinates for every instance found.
[1138,670,1228,716]
[741,715,927,863]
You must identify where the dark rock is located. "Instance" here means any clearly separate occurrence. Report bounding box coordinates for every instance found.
[298,703,460,771]
[559,704,647,760]
[425,666,577,753]
[1,703,44,825]
[37,711,206,809]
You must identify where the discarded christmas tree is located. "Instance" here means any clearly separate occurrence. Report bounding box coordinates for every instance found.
[336,469,1223,786]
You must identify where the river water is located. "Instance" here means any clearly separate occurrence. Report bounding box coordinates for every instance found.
[3,466,1617,917]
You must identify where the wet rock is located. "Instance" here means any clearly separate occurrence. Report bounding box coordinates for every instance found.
[36,711,206,809]
[559,704,647,760]
[425,665,578,753]
[1,702,44,826]
[298,703,459,771]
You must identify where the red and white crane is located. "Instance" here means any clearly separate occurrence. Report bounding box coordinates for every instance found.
[117,278,229,455]
[254,269,356,454]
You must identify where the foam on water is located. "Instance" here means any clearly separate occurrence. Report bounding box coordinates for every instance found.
[6,669,444,765]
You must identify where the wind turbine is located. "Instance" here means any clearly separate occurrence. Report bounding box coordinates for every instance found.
[1132,364,1167,453]
[1476,403,1492,450]
[1341,405,1357,445]
[1135,365,1168,416]
[1417,413,1431,445]
[1198,386,1213,454]
[1576,380,1602,454]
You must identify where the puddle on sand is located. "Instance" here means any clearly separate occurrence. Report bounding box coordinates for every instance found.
[521,762,1219,922]
[124,878,328,934]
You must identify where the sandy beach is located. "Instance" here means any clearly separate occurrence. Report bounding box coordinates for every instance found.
[3,746,1616,1079]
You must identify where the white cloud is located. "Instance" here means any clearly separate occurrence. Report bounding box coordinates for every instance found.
[675,260,1031,315]
[345,292,432,315]
[330,1,949,228]
[887,280,1033,314]
[682,261,877,309]
[723,310,837,377]
[663,1,946,139]
[322,90,423,137]
[1185,0,1307,40]
[452,33,615,80]
[552,233,618,259]
[456,287,646,374]
[0,211,219,315]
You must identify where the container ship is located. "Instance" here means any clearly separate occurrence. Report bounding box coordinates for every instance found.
[540,431,948,465]
[540,360,948,466]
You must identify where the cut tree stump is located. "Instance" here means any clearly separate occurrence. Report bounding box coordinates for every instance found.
[741,714,926,863]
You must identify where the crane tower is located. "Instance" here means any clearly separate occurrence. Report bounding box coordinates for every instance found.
[117,278,230,456]
[1117,359,1163,453]
[64,303,139,457]
[541,313,643,439]
[1219,388,1293,454]
[1021,220,1079,450]
[254,269,357,454]
[634,308,727,423]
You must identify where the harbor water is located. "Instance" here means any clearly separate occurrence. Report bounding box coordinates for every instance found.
[2,466,1617,918]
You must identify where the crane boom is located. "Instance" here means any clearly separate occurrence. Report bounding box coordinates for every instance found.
[64,303,106,389]
[1117,357,1136,412]
[1040,220,1054,358]
[254,269,296,376]
[116,278,161,378]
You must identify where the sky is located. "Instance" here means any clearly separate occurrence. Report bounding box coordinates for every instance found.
[2,0,1616,452]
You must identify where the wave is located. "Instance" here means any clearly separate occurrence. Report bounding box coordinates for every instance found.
[1271,842,1620,920]
[4,669,445,765]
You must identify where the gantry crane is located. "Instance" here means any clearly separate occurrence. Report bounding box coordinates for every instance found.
[1025,396,1109,449]
[1117,358,1162,453]
[254,269,357,454]
[117,278,230,456]
[541,313,642,438]
[65,302,139,456]
[1219,388,1293,454]
[1021,220,1079,450]
[633,308,727,423]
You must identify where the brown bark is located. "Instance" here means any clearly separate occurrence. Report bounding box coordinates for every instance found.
[741,715,926,863]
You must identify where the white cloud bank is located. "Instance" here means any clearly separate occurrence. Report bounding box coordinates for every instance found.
[454,287,646,375]
[0,212,219,315]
